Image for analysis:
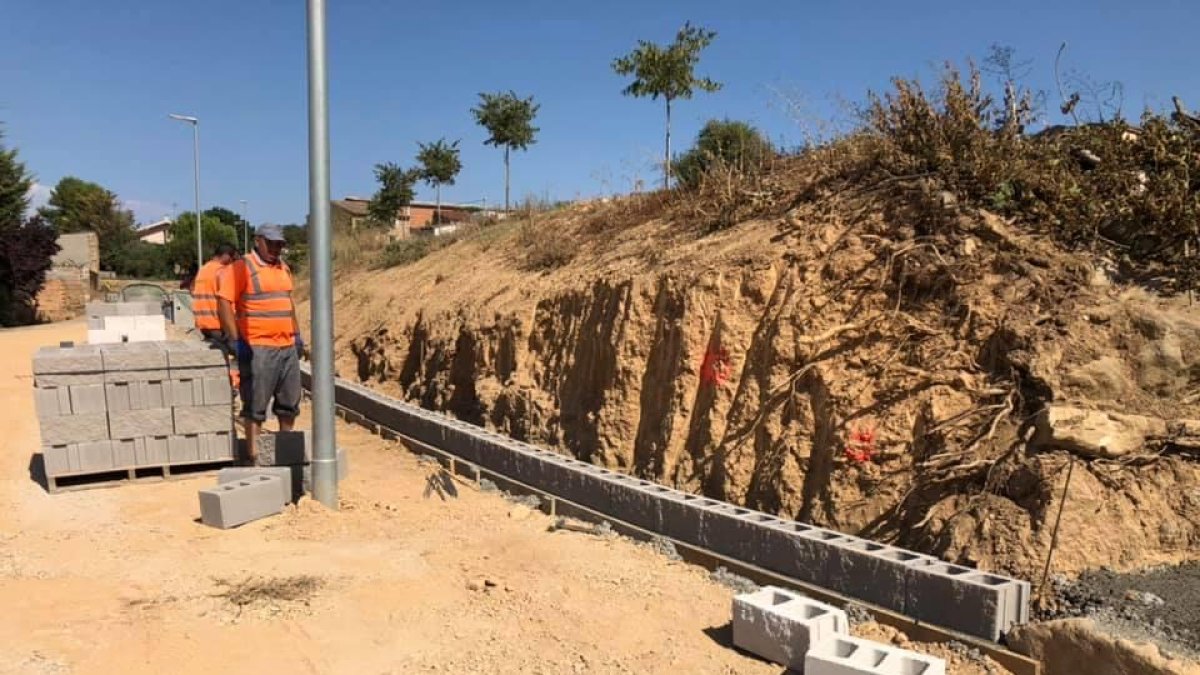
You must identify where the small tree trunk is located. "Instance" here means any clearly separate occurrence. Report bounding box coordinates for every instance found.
[504,146,511,214]
[664,97,672,190]
[436,183,442,225]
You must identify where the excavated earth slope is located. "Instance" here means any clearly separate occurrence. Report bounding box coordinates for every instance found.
[299,192,1200,587]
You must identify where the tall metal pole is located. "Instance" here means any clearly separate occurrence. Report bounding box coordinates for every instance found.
[307,0,337,508]
[239,199,249,253]
[192,121,202,266]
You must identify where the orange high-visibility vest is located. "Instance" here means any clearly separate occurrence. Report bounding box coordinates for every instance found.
[222,252,296,347]
[192,259,225,331]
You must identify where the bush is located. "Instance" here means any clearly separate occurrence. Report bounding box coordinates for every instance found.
[518,220,574,270]
[674,119,774,189]
[0,216,59,326]
[373,236,441,269]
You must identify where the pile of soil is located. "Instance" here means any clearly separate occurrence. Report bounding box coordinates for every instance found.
[299,172,1200,587]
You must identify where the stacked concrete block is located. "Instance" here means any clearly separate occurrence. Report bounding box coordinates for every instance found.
[34,345,111,467]
[733,586,847,669]
[86,301,166,344]
[198,475,286,528]
[165,341,233,457]
[805,635,945,675]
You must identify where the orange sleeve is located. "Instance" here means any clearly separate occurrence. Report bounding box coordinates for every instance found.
[215,263,243,303]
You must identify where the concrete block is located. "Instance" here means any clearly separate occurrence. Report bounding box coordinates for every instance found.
[201,377,233,404]
[39,412,110,445]
[68,384,107,414]
[170,378,203,407]
[137,435,169,465]
[198,475,286,529]
[200,431,235,461]
[168,434,200,463]
[42,444,79,476]
[173,405,231,435]
[107,381,169,411]
[804,635,945,675]
[100,342,168,371]
[257,430,311,466]
[825,538,932,613]
[33,345,102,374]
[117,301,162,316]
[35,371,105,387]
[733,587,848,669]
[34,386,73,419]
[109,408,173,439]
[218,466,296,503]
[171,377,231,406]
[111,437,137,468]
[76,440,114,473]
[165,341,227,369]
[86,301,119,317]
[905,560,1028,641]
[104,368,170,383]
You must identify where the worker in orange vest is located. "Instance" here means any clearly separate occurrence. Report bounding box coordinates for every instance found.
[216,223,304,465]
[193,242,241,391]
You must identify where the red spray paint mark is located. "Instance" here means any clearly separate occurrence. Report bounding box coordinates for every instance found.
[700,345,732,386]
[844,424,876,463]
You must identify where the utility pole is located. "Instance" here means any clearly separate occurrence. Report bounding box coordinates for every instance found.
[307,0,337,509]
[169,114,202,267]
[239,199,249,253]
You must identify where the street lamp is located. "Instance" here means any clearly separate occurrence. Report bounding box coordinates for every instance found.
[239,199,249,253]
[168,113,202,271]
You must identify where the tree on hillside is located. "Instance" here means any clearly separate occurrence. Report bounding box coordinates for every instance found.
[367,162,420,228]
[37,176,136,271]
[0,131,58,326]
[471,91,539,213]
[673,119,774,188]
[416,138,463,224]
[204,206,250,252]
[612,22,722,189]
[165,212,237,273]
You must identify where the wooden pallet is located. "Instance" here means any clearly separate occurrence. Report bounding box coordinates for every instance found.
[45,458,236,494]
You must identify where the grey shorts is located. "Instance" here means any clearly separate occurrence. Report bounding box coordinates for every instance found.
[238,345,301,422]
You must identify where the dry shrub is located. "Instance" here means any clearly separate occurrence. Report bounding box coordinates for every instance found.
[518,218,574,271]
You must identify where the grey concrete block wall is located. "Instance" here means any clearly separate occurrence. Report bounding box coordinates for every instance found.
[173,405,231,435]
[904,561,1029,642]
[40,412,110,445]
[804,635,945,675]
[109,408,174,439]
[733,587,847,669]
[198,475,286,528]
[218,466,296,503]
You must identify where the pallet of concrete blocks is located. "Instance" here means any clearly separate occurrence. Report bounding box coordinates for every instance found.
[86,301,166,344]
[34,344,114,482]
[805,634,945,675]
[732,586,848,670]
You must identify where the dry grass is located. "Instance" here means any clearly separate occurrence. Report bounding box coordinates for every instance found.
[213,575,325,608]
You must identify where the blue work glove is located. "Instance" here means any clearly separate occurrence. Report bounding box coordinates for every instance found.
[295,334,305,353]
[235,339,253,362]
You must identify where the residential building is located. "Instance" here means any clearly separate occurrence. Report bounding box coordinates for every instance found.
[329,196,488,239]
[138,218,172,245]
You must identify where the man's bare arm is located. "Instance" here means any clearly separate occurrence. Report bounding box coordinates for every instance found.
[218,298,239,342]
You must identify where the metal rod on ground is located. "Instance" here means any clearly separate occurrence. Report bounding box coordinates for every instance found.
[1037,454,1075,606]
[306,0,337,509]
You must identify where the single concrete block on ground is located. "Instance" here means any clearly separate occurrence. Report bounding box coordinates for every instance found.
[168,434,200,463]
[39,412,110,445]
[68,384,108,414]
[111,437,137,468]
[198,475,286,529]
[108,408,173,439]
[137,435,169,465]
[173,405,231,435]
[34,386,73,419]
[805,634,945,675]
[256,430,310,466]
[33,345,103,374]
[733,586,847,669]
[99,342,168,371]
[218,466,296,503]
[76,440,114,473]
[165,341,227,369]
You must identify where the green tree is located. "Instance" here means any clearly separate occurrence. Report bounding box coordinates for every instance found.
[0,129,31,227]
[673,119,774,188]
[367,162,420,227]
[204,206,250,252]
[471,91,539,212]
[416,138,463,224]
[612,22,723,189]
[37,176,136,270]
[166,212,238,273]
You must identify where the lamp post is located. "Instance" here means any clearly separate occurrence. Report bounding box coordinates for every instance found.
[239,199,249,252]
[168,113,202,268]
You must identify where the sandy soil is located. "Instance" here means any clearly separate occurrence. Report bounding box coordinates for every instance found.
[0,320,822,674]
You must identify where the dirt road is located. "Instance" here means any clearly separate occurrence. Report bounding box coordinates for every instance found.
[0,321,1002,674]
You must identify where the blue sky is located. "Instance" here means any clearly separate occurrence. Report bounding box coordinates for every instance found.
[2,0,1197,226]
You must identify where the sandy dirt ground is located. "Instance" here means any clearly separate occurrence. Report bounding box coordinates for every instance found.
[0,320,996,675]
